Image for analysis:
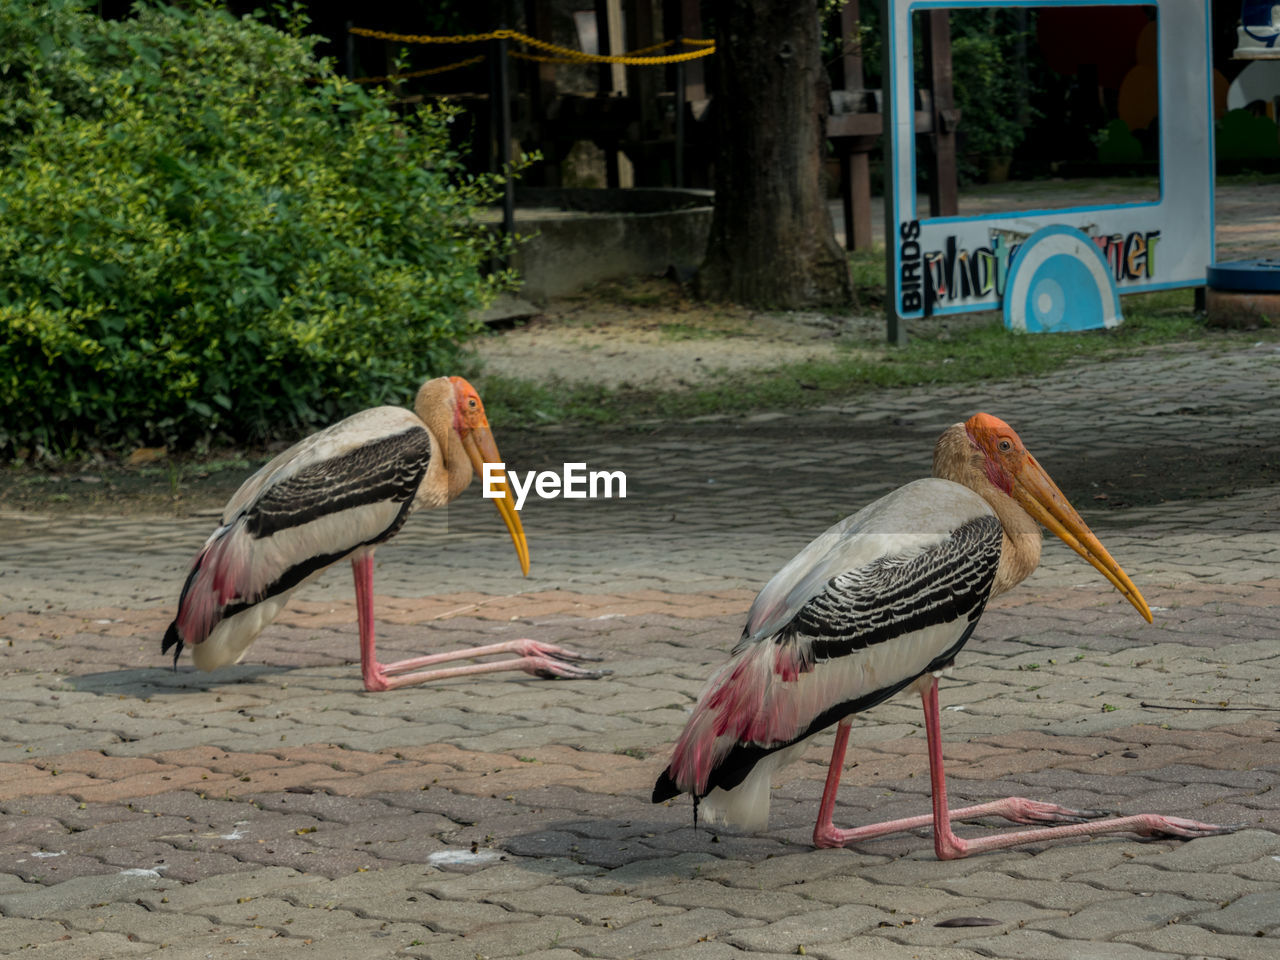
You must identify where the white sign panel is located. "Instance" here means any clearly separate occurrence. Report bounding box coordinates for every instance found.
[884,0,1214,332]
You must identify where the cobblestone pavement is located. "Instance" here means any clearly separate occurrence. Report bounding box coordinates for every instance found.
[2,342,1280,959]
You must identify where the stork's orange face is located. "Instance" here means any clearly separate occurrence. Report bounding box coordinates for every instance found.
[965,412,1152,623]
[449,376,530,577]
[450,376,491,437]
[965,412,1027,496]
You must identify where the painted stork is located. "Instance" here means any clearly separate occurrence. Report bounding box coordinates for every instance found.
[652,413,1230,857]
[162,376,604,691]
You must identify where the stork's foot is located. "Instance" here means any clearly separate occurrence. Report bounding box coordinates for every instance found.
[1130,814,1239,840]
[813,795,1118,848]
[363,637,608,690]
[985,797,1114,826]
[514,639,609,679]
[932,810,1239,860]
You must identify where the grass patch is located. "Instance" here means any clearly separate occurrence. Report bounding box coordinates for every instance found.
[849,244,888,307]
[480,291,1275,430]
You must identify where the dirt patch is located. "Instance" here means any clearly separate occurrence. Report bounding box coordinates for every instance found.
[469,280,852,389]
[467,277,989,389]
[0,457,256,519]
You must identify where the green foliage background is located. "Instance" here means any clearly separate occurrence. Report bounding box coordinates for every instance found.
[0,1,506,456]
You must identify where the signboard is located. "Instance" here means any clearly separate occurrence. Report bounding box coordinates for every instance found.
[883,0,1214,341]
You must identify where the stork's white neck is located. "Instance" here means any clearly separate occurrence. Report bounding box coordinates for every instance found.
[413,377,473,506]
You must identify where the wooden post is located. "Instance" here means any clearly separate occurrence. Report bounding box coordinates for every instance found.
[832,0,876,251]
[523,0,559,185]
[839,0,862,88]
[593,0,621,188]
[629,0,659,186]
[881,0,906,345]
[922,10,958,218]
[674,38,685,188]
[489,35,515,269]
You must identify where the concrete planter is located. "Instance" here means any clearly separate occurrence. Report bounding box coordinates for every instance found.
[481,188,713,300]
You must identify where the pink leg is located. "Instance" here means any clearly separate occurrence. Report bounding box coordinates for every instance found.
[919,678,1233,858]
[350,555,606,692]
[813,711,1107,849]
[814,678,1234,855]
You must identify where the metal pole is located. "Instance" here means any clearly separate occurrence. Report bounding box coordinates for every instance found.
[674,35,685,188]
[497,35,515,242]
[880,0,906,345]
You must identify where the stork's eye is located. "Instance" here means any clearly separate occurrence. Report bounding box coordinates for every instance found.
[997,439,1012,452]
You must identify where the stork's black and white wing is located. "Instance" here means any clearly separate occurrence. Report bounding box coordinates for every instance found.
[654,478,1004,823]
[162,406,435,668]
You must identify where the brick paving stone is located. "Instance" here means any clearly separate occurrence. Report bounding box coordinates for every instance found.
[864,901,1065,949]
[775,875,979,917]
[1190,889,1280,936]
[401,916,590,960]
[6,917,77,947]
[723,903,899,953]
[1118,925,1280,960]
[1,931,154,958]
[809,941,993,960]
[838,849,1031,887]
[1028,892,1210,939]
[957,931,1183,960]
[652,878,830,921]
[4,852,116,886]
[54,901,214,943]
[1229,854,1280,884]
[566,852,732,897]
[563,905,763,958]
[4,340,1280,956]
[1073,861,1275,902]
[933,870,1120,912]
[638,945,806,960]
[1133,830,1280,872]
[0,870,165,916]
[491,884,684,927]
[134,865,323,912]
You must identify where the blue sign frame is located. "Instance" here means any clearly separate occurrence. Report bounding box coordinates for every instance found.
[883,0,1215,341]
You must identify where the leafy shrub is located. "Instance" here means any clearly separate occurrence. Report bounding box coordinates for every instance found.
[0,1,508,456]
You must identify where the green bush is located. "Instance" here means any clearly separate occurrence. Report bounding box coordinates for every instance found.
[0,1,508,456]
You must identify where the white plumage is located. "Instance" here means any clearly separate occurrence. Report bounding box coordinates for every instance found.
[654,414,1224,858]
[165,377,602,690]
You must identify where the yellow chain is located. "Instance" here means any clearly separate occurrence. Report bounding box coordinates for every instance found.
[348,25,715,66]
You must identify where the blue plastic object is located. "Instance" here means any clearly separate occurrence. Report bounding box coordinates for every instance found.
[1206,260,1280,292]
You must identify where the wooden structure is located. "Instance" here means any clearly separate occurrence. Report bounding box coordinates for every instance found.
[517,0,709,189]
[827,1,960,250]
[348,1,958,256]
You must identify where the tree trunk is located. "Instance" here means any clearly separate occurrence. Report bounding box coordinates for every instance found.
[698,0,854,308]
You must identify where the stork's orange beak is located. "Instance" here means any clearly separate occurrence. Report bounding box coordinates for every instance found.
[462,426,530,576]
[1011,454,1152,623]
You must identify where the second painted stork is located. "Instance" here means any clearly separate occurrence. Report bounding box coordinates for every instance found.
[653,413,1230,857]
[163,376,604,691]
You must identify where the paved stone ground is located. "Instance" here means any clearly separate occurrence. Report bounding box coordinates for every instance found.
[2,342,1280,958]
[837,179,1279,262]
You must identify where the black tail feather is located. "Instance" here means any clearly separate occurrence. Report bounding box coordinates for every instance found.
[653,766,701,830]
[652,767,681,804]
[161,621,184,670]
